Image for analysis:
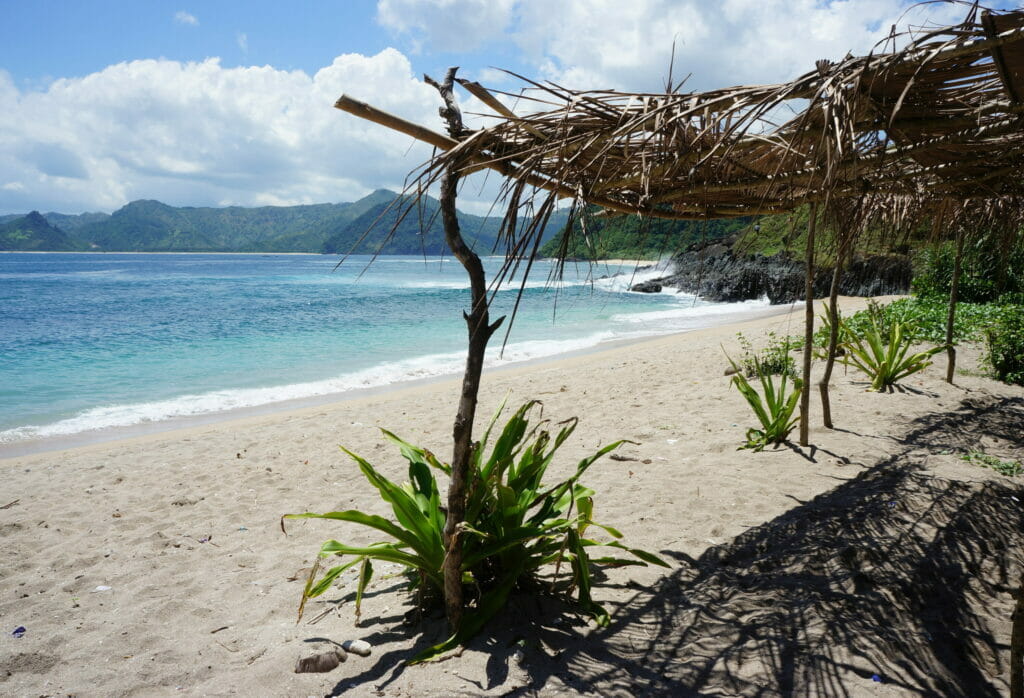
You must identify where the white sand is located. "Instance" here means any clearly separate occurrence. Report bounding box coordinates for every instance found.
[2,296,1022,696]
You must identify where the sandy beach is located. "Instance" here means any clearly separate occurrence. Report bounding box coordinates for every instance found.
[2,295,1023,697]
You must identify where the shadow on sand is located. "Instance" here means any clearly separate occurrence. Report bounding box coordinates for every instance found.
[329,394,1024,697]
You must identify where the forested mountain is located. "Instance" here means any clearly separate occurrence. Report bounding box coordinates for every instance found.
[0,190,570,254]
[0,211,86,251]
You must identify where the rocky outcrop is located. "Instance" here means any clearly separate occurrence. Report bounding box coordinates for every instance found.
[631,238,911,304]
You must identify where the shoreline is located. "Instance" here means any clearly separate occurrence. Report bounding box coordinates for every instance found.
[0,299,798,460]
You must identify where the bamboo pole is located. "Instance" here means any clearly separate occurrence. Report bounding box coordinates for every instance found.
[945,229,965,383]
[800,203,818,446]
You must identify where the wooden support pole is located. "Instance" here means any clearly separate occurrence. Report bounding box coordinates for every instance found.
[945,229,965,384]
[819,238,848,429]
[1012,572,1024,698]
[800,203,818,447]
[426,68,504,634]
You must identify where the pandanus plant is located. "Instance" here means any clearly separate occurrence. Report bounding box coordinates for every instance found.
[284,400,667,662]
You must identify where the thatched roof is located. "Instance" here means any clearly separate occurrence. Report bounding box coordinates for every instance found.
[338,4,1024,238]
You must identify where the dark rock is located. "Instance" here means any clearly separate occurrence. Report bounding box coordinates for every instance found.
[630,280,663,293]
[633,237,911,304]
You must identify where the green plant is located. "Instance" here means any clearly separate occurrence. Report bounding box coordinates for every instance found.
[728,354,803,451]
[283,401,666,662]
[961,450,1023,477]
[735,331,797,377]
[840,317,943,392]
[985,312,1024,386]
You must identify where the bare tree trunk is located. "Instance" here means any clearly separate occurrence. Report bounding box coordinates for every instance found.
[1013,573,1024,698]
[946,229,965,384]
[800,204,818,447]
[819,240,847,429]
[427,67,504,633]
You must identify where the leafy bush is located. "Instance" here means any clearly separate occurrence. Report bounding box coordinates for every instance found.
[986,312,1024,386]
[815,297,1022,347]
[912,238,1024,303]
[728,355,803,451]
[735,331,797,377]
[284,401,666,662]
[840,317,943,391]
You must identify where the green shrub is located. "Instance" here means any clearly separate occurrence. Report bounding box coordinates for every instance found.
[986,312,1024,385]
[912,238,1024,303]
[815,297,1023,347]
[735,331,797,377]
[840,317,943,391]
[728,354,803,451]
[284,401,666,662]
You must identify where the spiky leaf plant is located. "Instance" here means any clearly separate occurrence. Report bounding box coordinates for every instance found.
[284,400,666,662]
[728,355,803,451]
[840,317,943,392]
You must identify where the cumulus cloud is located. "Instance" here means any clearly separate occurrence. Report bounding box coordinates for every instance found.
[174,11,198,26]
[0,51,447,213]
[378,0,970,92]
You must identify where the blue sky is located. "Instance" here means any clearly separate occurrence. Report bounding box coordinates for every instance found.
[0,1,525,91]
[0,1,1014,215]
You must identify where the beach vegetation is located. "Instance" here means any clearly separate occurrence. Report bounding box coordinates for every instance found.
[961,450,1023,477]
[912,236,1024,303]
[735,331,798,377]
[838,316,943,392]
[985,312,1024,386]
[818,296,1024,385]
[728,354,803,451]
[284,400,666,663]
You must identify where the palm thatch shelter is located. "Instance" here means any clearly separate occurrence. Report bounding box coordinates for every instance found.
[337,3,1024,438]
[333,4,1024,674]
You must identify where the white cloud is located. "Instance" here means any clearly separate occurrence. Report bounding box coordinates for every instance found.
[237,32,248,53]
[174,11,198,26]
[378,0,970,92]
[0,51,450,213]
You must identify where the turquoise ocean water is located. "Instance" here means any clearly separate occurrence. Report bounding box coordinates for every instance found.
[0,253,773,449]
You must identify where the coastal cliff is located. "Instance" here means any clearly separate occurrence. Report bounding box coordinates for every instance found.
[631,237,911,303]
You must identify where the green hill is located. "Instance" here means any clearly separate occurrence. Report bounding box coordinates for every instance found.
[0,212,84,251]
[2,191,567,254]
[73,199,361,252]
[322,195,500,255]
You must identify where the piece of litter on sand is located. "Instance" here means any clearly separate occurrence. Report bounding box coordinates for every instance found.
[238,527,248,531]
[93,585,112,592]
[871,674,883,683]
[12,626,26,638]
